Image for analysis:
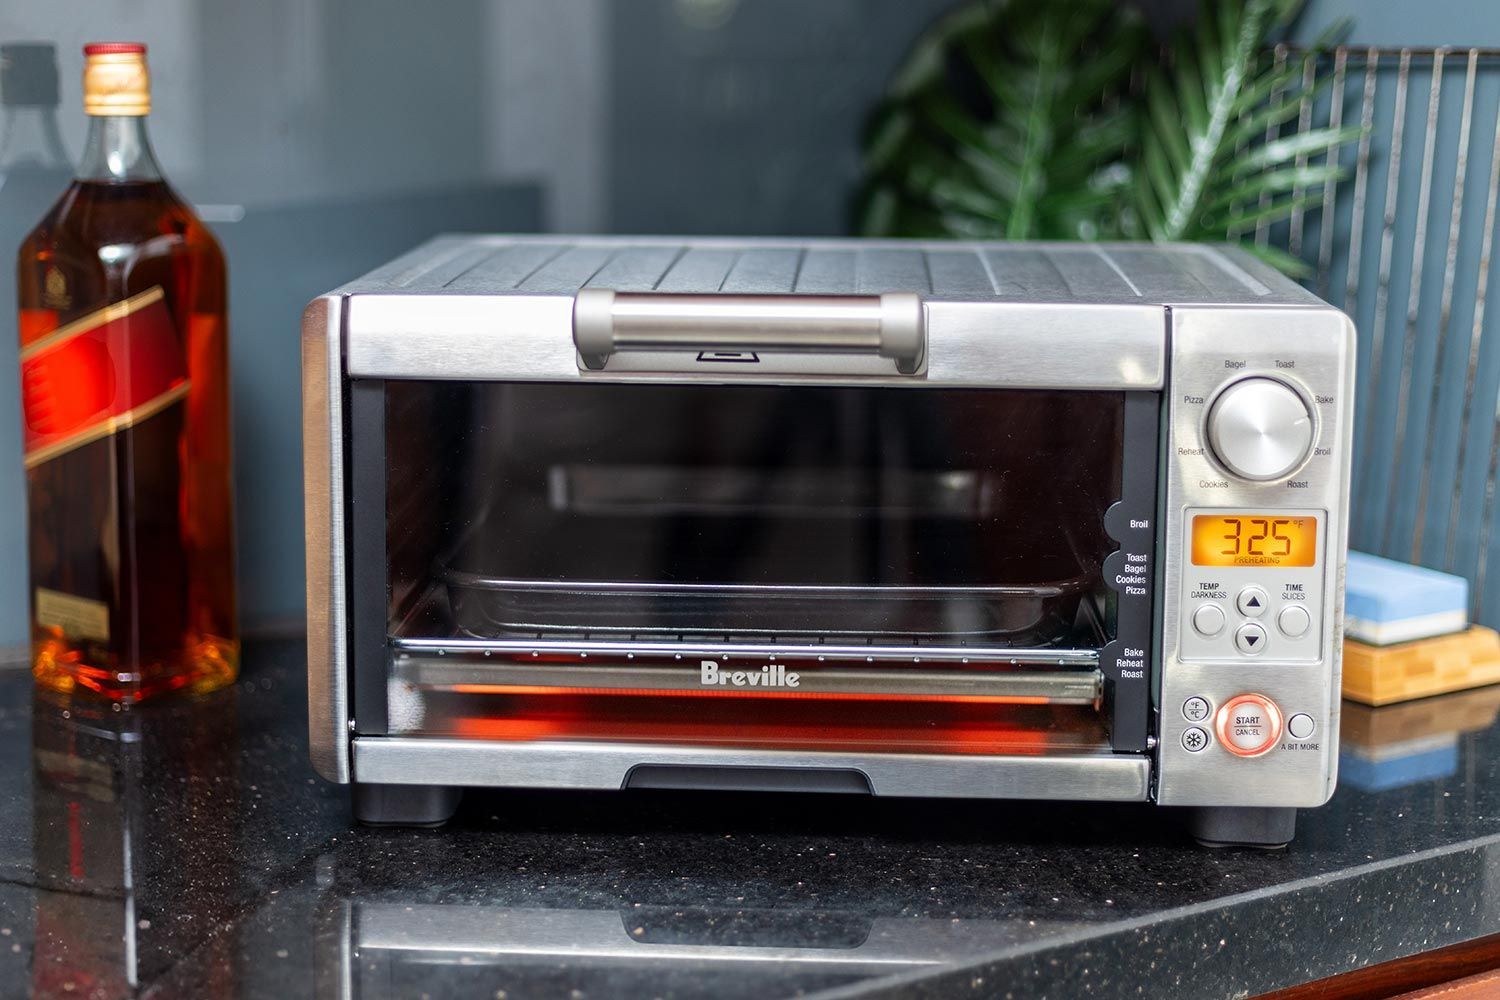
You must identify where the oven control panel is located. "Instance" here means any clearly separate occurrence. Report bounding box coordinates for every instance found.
[1177,509,1326,665]
[1155,306,1354,809]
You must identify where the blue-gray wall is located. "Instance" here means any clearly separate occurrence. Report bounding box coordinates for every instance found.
[5,1,1500,653]
[0,0,953,651]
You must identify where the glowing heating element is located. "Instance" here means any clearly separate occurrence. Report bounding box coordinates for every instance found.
[1190,513,1317,568]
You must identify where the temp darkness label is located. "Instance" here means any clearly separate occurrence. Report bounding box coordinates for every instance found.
[19,286,188,468]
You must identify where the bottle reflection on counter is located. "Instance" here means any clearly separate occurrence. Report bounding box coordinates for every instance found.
[29,686,240,995]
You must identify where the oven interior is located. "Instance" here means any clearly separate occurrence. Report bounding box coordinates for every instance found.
[371,380,1129,755]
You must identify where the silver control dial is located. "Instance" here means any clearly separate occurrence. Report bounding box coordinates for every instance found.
[1206,377,1314,481]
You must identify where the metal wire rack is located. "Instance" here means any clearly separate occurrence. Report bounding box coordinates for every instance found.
[1270,45,1500,624]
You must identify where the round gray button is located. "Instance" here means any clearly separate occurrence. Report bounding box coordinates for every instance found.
[1236,586,1269,618]
[1183,696,1212,723]
[1287,713,1315,739]
[1192,603,1227,637]
[1206,377,1315,481]
[1182,727,1210,753]
[1235,622,1268,655]
[1278,604,1311,638]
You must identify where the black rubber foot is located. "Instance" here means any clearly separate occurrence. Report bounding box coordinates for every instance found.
[352,783,463,827]
[1187,806,1297,849]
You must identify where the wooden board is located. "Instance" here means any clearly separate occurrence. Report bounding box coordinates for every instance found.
[1342,626,1500,706]
[1252,929,1500,999]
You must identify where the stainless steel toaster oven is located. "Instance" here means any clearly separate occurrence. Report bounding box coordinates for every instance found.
[303,236,1354,846]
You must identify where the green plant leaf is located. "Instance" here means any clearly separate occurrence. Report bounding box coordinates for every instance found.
[1224,61,1336,149]
[1237,240,1314,278]
[857,0,1147,241]
[1208,189,1328,234]
[1231,124,1364,174]
[1143,0,1282,241]
[856,0,1360,274]
[1204,161,1348,213]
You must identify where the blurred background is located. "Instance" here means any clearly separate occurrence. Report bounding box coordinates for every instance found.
[0,0,1497,655]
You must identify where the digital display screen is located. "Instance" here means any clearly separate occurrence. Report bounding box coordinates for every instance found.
[1191,514,1318,568]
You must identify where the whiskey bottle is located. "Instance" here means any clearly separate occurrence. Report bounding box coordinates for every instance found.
[17,43,237,700]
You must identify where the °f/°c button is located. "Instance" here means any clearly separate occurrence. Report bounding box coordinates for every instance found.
[1237,586,1269,617]
[1235,622,1267,654]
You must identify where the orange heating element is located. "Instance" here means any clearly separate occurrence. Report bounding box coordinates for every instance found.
[446,683,1053,705]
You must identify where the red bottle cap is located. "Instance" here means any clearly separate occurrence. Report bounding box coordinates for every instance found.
[83,42,147,56]
[82,43,149,115]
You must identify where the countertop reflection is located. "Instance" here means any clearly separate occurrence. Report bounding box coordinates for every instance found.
[2,640,1500,999]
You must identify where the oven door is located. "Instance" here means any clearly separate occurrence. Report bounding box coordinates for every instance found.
[316,291,1164,799]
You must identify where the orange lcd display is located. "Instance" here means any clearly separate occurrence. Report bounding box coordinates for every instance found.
[1191,514,1318,568]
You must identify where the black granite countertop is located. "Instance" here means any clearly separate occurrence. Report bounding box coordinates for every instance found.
[1,639,1498,999]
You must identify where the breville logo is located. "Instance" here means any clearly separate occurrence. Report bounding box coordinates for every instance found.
[700,660,800,688]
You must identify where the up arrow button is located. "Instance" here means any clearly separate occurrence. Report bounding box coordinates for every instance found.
[1237,586,1269,617]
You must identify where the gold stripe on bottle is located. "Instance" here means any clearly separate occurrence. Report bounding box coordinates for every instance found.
[24,380,190,469]
[19,286,165,362]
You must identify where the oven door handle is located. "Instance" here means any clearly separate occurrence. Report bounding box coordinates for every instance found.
[572,290,926,374]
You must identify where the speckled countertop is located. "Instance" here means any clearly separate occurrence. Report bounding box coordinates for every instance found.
[1,638,1498,999]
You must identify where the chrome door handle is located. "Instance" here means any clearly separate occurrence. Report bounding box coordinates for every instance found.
[572,290,926,373]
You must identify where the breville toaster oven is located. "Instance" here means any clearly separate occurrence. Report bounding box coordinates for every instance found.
[303,236,1354,846]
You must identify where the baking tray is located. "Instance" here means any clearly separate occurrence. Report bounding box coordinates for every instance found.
[445,572,1097,644]
[442,509,1104,645]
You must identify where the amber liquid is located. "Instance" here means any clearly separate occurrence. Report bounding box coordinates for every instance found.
[18,178,238,700]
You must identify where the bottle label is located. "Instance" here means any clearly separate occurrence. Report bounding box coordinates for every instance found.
[34,587,111,642]
[19,286,189,468]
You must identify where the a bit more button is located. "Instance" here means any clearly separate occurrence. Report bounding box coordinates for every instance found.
[1287,713,1315,739]
[1235,621,1268,654]
[1215,693,1284,757]
[1193,603,1227,637]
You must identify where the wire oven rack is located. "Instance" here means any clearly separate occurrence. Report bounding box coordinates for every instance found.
[1272,45,1500,625]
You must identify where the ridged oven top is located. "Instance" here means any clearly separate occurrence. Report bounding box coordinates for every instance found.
[337,235,1321,307]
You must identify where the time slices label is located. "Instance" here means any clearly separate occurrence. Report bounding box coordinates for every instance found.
[19,286,189,469]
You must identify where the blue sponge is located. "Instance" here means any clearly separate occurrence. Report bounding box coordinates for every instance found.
[1345,551,1468,646]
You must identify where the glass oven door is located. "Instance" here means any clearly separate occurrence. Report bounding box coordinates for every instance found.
[369,379,1154,756]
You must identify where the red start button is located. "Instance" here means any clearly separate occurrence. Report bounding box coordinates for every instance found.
[1215,693,1284,757]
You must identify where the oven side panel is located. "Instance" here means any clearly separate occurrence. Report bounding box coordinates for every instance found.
[1155,304,1356,807]
[304,294,352,783]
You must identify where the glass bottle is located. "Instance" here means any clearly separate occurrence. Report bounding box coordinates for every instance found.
[0,43,70,172]
[16,43,237,700]
[1,43,73,649]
